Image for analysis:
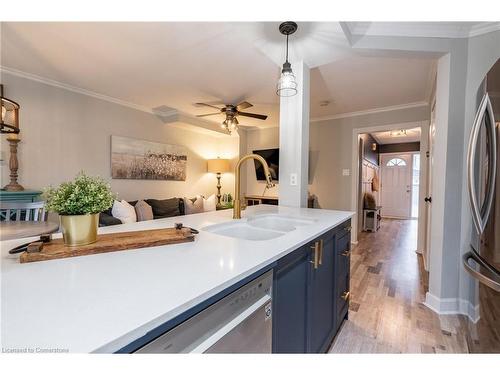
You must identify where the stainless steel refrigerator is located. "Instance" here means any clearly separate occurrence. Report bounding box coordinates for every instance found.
[463,60,500,352]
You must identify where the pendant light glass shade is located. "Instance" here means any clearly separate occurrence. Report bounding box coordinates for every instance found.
[276,62,298,97]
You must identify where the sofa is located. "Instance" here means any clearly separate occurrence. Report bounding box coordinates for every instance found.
[99,197,185,227]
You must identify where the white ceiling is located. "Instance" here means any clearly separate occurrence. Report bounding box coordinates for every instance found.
[371,127,421,145]
[0,22,453,130]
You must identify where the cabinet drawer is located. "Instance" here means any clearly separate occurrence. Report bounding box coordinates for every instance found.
[336,219,352,238]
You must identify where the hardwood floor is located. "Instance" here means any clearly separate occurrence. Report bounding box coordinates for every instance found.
[328,218,500,353]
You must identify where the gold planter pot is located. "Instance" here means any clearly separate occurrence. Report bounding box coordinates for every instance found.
[60,213,99,246]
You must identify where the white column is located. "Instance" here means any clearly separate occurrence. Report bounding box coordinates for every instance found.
[278,60,310,207]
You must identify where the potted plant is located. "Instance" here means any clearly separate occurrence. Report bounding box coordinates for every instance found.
[44,172,115,246]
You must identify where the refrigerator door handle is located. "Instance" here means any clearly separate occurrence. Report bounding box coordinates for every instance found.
[467,93,497,234]
[463,250,500,292]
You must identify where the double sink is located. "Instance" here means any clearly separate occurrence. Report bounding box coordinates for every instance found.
[202,214,316,241]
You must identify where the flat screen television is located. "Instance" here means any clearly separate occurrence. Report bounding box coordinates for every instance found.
[253,148,279,181]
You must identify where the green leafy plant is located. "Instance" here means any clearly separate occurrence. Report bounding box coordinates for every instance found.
[44,172,115,215]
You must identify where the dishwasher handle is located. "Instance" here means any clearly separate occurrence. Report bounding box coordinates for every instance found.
[191,295,272,353]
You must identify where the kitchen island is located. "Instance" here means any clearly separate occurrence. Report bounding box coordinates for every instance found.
[1,205,353,353]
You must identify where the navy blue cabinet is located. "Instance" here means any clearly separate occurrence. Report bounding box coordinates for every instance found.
[272,219,351,353]
[272,243,310,353]
[307,230,336,353]
[334,224,351,334]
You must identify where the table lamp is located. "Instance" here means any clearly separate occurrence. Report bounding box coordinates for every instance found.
[207,158,230,204]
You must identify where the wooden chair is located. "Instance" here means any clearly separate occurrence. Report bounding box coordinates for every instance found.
[0,201,47,222]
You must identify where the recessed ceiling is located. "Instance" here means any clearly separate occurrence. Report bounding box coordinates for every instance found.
[311,56,434,119]
[0,22,440,130]
[371,127,421,145]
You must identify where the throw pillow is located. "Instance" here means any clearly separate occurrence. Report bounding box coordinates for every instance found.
[184,196,204,215]
[111,200,137,224]
[134,200,154,222]
[145,198,181,219]
[203,194,217,212]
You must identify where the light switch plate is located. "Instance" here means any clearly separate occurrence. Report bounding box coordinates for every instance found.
[290,173,298,186]
[342,169,350,176]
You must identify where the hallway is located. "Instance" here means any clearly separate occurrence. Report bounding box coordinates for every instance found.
[329,219,470,353]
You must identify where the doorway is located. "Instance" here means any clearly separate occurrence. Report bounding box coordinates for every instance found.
[351,123,426,251]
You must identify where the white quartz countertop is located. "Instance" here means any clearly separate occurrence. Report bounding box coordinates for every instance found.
[1,205,353,353]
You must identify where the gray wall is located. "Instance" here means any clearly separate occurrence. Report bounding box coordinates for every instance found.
[309,105,429,211]
[0,73,239,202]
[244,105,429,211]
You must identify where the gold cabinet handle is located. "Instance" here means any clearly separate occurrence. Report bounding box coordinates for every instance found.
[341,250,350,257]
[345,226,352,233]
[309,241,320,269]
[341,291,350,301]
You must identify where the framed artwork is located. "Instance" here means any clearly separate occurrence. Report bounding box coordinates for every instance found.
[111,135,187,181]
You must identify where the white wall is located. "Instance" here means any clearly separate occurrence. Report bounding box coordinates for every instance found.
[0,73,238,201]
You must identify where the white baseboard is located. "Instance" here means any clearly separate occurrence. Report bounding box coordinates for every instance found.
[424,292,480,323]
[351,241,358,246]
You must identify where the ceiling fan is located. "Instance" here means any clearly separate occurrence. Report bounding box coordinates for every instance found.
[195,101,268,134]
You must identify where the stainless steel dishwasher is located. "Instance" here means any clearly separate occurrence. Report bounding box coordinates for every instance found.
[135,270,273,353]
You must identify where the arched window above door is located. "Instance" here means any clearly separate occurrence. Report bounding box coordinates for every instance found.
[386,158,407,167]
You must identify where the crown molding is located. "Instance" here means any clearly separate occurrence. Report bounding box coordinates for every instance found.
[0,66,178,118]
[310,101,429,123]
[469,23,500,37]
[347,22,500,39]
[0,65,231,135]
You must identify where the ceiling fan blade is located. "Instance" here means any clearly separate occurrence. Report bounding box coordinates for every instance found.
[196,112,221,117]
[236,101,253,110]
[195,103,224,111]
[237,111,268,120]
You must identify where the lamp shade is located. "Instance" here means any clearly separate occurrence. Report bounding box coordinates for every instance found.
[207,158,230,173]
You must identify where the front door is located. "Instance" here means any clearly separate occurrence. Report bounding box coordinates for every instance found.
[380,153,412,218]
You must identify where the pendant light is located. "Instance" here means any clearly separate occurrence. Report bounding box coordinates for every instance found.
[276,21,298,97]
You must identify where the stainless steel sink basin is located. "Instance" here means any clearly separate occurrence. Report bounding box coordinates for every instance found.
[202,214,316,241]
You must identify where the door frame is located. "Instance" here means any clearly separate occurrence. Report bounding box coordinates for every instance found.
[350,121,428,251]
[379,152,417,219]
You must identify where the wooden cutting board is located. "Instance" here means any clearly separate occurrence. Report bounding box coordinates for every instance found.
[20,227,195,263]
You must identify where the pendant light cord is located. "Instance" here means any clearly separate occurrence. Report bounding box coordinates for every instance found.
[285,34,289,63]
